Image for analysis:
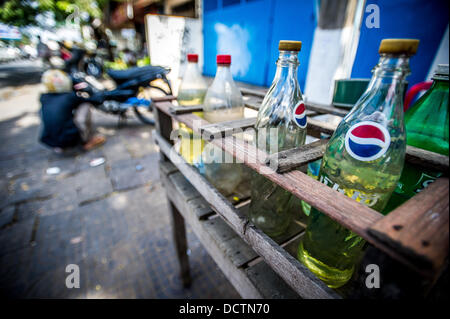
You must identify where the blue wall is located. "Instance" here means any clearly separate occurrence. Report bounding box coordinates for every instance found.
[203,0,317,88]
[351,0,449,87]
[203,0,448,89]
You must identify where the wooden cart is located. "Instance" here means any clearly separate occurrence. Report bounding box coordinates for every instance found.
[152,89,449,299]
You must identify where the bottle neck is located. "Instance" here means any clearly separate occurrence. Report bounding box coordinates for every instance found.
[272,50,300,88]
[349,54,412,124]
[214,64,234,83]
[186,61,199,71]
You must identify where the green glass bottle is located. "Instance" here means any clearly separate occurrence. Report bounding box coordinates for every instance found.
[383,64,449,213]
[297,38,419,288]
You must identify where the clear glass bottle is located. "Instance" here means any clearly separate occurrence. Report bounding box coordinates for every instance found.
[382,64,449,213]
[248,40,306,237]
[297,39,419,288]
[177,54,208,164]
[202,55,245,196]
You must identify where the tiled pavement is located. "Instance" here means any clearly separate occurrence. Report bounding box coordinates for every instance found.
[0,88,240,298]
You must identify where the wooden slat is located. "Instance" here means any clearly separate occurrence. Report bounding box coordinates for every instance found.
[170,105,203,115]
[406,145,449,172]
[200,118,257,139]
[245,262,300,299]
[368,177,449,276]
[244,101,262,111]
[161,169,301,298]
[242,87,348,116]
[159,160,178,176]
[168,201,191,287]
[307,118,338,138]
[187,197,216,220]
[159,162,215,220]
[240,87,267,98]
[203,216,259,268]
[200,113,321,139]
[152,95,177,102]
[305,101,349,117]
[159,170,263,298]
[154,130,341,299]
[265,139,329,173]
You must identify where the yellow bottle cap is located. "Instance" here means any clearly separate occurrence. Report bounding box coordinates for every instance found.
[279,40,302,51]
[378,39,420,55]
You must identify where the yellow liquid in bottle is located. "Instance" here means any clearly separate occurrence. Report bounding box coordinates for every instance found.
[178,89,206,164]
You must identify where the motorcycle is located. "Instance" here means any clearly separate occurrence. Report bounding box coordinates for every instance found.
[64,46,172,125]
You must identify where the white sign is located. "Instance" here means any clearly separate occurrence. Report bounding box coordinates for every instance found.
[146,14,203,95]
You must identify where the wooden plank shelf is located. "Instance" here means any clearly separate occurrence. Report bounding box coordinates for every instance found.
[159,160,303,298]
[368,177,449,273]
[265,139,329,173]
[152,89,449,298]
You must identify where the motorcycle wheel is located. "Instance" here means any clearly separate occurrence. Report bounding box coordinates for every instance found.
[132,83,171,125]
[133,106,155,125]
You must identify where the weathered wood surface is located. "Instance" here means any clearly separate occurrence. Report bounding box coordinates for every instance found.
[406,145,449,172]
[245,262,300,299]
[306,101,349,117]
[159,170,263,298]
[306,117,337,138]
[244,101,262,111]
[169,105,204,115]
[266,139,329,173]
[160,167,301,298]
[151,95,177,102]
[202,216,259,268]
[200,118,257,139]
[155,131,341,299]
[242,86,348,115]
[160,161,215,220]
[154,100,449,278]
[168,201,192,287]
[368,177,449,277]
[240,87,267,98]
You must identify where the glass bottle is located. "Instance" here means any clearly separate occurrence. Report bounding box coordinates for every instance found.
[297,39,419,288]
[202,54,245,196]
[382,64,449,213]
[248,40,306,237]
[177,53,208,164]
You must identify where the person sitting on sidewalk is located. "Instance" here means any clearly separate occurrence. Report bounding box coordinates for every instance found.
[39,69,106,153]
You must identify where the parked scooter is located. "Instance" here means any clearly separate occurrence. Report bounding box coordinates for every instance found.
[62,45,172,125]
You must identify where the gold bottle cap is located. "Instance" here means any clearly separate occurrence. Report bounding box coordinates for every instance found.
[378,39,420,55]
[279,40,302,51]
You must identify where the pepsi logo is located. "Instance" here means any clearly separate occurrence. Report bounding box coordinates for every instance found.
[293,102,307,128]
[344,121,391,161]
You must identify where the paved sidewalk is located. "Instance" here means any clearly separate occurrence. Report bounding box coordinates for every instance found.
[0,84,240,298]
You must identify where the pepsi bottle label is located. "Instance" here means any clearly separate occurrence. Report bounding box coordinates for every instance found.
[344,121,391,161]
[293,102,307,128]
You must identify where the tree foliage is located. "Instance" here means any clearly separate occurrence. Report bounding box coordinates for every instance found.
[0,0,109,27]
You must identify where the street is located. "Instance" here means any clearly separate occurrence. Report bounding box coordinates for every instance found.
[0,60,239,298]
